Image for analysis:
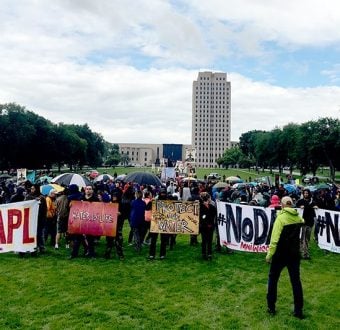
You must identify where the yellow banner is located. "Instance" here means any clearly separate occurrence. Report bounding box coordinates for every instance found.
[150,200,200,235]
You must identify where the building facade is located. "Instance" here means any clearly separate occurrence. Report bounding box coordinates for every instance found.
[192,71,231,168]
[118,143,191,167]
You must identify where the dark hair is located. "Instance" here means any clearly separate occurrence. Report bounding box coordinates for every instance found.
[200,193,210,202]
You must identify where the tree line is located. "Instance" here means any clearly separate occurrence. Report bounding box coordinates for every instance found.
[218,118,340,182]
[1,103,339,180]
[0,103,121,171]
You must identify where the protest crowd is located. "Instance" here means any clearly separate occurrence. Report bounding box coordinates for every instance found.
[1,171,339,259]
[1,171,339,319]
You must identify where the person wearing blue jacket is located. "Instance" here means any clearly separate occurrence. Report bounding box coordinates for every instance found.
[130,190,146,253]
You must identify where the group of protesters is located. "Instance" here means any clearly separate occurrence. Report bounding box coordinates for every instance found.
[1,173,339,263]
[1,172,340,321]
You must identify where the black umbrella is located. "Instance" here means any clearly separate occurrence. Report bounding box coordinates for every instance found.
[51,173,91,188]
[124,172,163,186]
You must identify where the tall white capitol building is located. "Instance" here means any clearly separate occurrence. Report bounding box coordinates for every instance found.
[192,71,231,168]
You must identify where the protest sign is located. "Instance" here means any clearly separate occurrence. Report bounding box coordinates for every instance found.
[17,168,27,185]
[216,201,277,253]
[0,200,39,253]
[68,201,118,237]
[150,200,200,234]
[315,208,340,253]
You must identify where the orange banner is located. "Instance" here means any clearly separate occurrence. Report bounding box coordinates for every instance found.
[68,201,118,237]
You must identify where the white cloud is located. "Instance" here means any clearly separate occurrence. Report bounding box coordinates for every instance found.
[0,0,339,147]
[187,0,340,48]
[230,73,340,139]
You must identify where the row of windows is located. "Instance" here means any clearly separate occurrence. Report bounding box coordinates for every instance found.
[195,111,228,115]
[198,153,222,157]
[195,121,230,125]
[121,151,148,156]
[199,76,226,80]
[127,157,149,161]
[195,94,229,97]
[195,120,229,123]
[196,101,229,105]
[195,106,227,110]
[195,117,228,121]
[196,87,228,90]
[196,97,229,101]
[195,142,226,146]
[194,133,226,136]
[195,109,229,113]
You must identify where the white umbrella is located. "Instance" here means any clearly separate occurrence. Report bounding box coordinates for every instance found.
[51,173,91,188]
[94,174,114,182]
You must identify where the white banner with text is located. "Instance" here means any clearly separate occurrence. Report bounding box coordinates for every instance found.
[0,200,39,253]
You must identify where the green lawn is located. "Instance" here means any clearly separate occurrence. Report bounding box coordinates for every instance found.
[92,166,340,184]
[1,225,339,329]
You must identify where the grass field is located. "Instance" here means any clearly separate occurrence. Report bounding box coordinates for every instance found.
[1,224,339,329]
[88,166,340,184]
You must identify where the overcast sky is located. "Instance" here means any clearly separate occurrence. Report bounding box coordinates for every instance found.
[1,0,340,144]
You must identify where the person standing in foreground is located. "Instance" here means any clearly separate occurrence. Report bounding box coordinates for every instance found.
[266,196,305,319]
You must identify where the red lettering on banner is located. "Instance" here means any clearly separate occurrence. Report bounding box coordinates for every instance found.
[0,211,6,243]
[23,208,34,243]
[7,209,22,244]
[240,241,268,253]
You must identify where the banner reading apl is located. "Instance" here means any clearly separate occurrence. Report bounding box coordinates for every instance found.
[0,200,39,253]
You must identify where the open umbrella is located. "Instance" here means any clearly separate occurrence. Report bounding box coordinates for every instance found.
[181,177,199,184]
[116,174,127,182]
[226,176,243,183]
[307,183,330,192]
[283,184,297,194]
[35,175,53,184]
[0,174,12,180]
[51,173,91,188]
[213,182,228,189]
[124,172,163,186]
[94,174,114,182]
[40,183,65,196]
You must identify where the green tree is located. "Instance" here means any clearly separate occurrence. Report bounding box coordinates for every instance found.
[219,147,243,168]
[104,143,121,167]
[239,130,265,170]
[0,103,55,170]
[65,124,106,168]
[54,124,87,171]
[281,123,301,174]
[120,153,130,167]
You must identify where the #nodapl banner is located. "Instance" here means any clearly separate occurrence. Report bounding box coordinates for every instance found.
[217,201,340,254]
[216,201,277,253]
[0,200,39,253]
[315,208,340,253]
[150,200,200,235]
[68,201,118,237]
